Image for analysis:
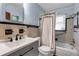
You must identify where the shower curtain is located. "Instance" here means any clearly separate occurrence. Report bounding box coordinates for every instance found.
[41,13,56,49]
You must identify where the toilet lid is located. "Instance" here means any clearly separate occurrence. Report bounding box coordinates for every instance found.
[39,46,51,52]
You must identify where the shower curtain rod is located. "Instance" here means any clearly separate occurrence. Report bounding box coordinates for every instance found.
[67,11,79,19]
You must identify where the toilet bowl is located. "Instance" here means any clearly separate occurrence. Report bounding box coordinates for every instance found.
[38,45,54,56]
[38,12,56,56]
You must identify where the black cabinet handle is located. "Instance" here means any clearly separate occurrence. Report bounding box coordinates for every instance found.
[74,31,77,32]
[19,47,33,56]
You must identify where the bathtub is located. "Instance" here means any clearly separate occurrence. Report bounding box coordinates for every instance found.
[56,41,78,56]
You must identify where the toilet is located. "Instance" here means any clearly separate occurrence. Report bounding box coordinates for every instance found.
[38,45,54,56]
[38,12,56,56]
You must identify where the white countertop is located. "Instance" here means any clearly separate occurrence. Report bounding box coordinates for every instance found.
[0,37,40,56]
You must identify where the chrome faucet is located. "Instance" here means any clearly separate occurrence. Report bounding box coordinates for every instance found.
[73,39,75,44]
[71,39,75,46]
[15,34,23,40]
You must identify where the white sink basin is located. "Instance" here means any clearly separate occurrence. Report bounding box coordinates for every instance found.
[4,37,40,48]
[5,42,20,48]
[4,39,26,48]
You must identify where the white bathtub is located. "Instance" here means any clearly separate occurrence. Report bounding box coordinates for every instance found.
[56,41,78,56]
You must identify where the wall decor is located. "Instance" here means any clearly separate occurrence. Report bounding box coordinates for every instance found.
[5,12,11,20]
[11,15,19,22]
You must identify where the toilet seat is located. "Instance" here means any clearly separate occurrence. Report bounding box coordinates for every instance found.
[38,45,52,55]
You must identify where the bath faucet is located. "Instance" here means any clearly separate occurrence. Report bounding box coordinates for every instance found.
[73,39,75,44]
[71,39,75,46]
[73,39,75,46]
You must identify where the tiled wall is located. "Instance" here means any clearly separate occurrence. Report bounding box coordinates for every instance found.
[0,24,6,39]
[55,32,66,43]
[27,27,40,38]
[0,24,40,40]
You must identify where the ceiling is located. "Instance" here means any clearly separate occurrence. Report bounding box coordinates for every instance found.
[5,3,23,8]
[38,3,75,11]
[5,3,75,11]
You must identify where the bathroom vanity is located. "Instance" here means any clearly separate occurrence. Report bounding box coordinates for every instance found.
[0,37,40,56]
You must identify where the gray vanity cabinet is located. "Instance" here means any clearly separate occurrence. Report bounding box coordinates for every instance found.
[8,41,39,56]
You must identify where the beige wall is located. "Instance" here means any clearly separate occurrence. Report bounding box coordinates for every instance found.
[27,27,40,38]
[0,24,6,39]
[56,32,66,43]
[0,24,40,40]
